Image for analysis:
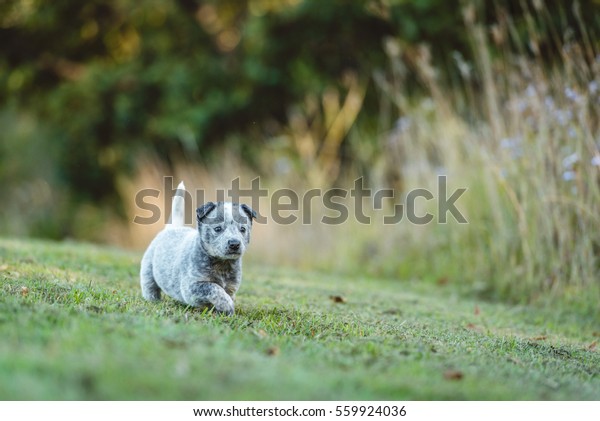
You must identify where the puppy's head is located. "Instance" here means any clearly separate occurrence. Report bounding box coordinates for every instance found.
[196,202,256,260]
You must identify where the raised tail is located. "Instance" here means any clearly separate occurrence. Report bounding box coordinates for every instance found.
[169,181,186,228]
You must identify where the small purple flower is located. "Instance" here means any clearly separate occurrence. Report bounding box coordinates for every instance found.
[562,170,576,181]
[500,137,523,158]
[500,138,514,149]
[554,109,573,126]
[562,152,579,169]
[591,156,600,167]
[516,99,529,113]
[434,166,448,176]
[564,87,579,102]
[568,127,577,139]
[394,116,412,133]
[589,81,599,95]
[274,157,291,175]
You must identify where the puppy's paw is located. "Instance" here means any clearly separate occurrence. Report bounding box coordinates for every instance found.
[214,302,235,316]
[217,307,234,316]
[142,290,161,302]
[213,296,235,316]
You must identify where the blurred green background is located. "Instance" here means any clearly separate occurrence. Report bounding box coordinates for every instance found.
[1,0,599,312]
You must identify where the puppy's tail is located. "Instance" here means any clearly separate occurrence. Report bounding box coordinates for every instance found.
[169,181,186,228]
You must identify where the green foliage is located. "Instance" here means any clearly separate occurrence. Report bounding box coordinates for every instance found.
[2,0,598,206]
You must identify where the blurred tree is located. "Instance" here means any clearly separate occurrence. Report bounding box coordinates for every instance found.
[0,0,598,238]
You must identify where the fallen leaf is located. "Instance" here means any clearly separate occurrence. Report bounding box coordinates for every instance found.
[0,264,8,271]
[508,356,523,366]
[436,276,449,286]
[266,346,279,356]
[532,335,548,341]
[254,329,268,338]
[162,338,186,349]
[474,305,480,316]
[383,309,402,315]
[465,323,481,331]
[588,340,598,351]
[443,370,464,380]
[593,332,600,337]
[329,295,346,304]
[20,286,29,296]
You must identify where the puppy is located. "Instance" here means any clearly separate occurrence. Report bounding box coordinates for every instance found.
[140,182,256,315]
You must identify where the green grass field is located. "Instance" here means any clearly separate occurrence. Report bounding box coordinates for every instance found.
[0,237,598,400]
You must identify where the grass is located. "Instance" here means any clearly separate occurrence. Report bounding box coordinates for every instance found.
[0,237,599,400]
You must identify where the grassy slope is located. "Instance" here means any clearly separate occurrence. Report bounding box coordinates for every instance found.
[0,238,598,400]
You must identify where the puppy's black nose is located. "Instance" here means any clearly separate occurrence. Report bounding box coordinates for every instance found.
[228,239,241,251]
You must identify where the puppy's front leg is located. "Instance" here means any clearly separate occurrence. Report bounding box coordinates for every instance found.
[182,281,235,315]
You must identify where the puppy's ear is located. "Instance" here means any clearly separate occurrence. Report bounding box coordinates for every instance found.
[196,202,216,224]
[241,204,257,222]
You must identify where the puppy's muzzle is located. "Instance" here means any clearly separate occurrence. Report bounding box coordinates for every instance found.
[228,239,241,253]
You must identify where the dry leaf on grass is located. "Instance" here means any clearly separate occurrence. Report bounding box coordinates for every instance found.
[531,335,548,341]
[508,356,523,366]
[474,305,480,316]
[254,329,268,338]
[382,309,402,315]
[0,264,8,271]
[588,340,597,351]
[436,277,449,286]
[465,323,482,331]
[20,286,29,296]
[443,370,464,380]
[266,346,280,356]
[329,295,346,304]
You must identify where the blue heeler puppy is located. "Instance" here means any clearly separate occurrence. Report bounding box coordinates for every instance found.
[140,182,256,315]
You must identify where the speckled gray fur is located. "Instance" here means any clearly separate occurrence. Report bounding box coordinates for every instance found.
[140,187,256,315]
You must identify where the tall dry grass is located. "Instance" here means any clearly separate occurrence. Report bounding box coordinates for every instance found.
[367,2,600,308]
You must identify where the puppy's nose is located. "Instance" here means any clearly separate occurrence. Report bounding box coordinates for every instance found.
[228,239,241,251]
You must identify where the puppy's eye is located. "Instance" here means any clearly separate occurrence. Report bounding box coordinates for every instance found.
[240,226,246,233]
[214,226,223,233]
